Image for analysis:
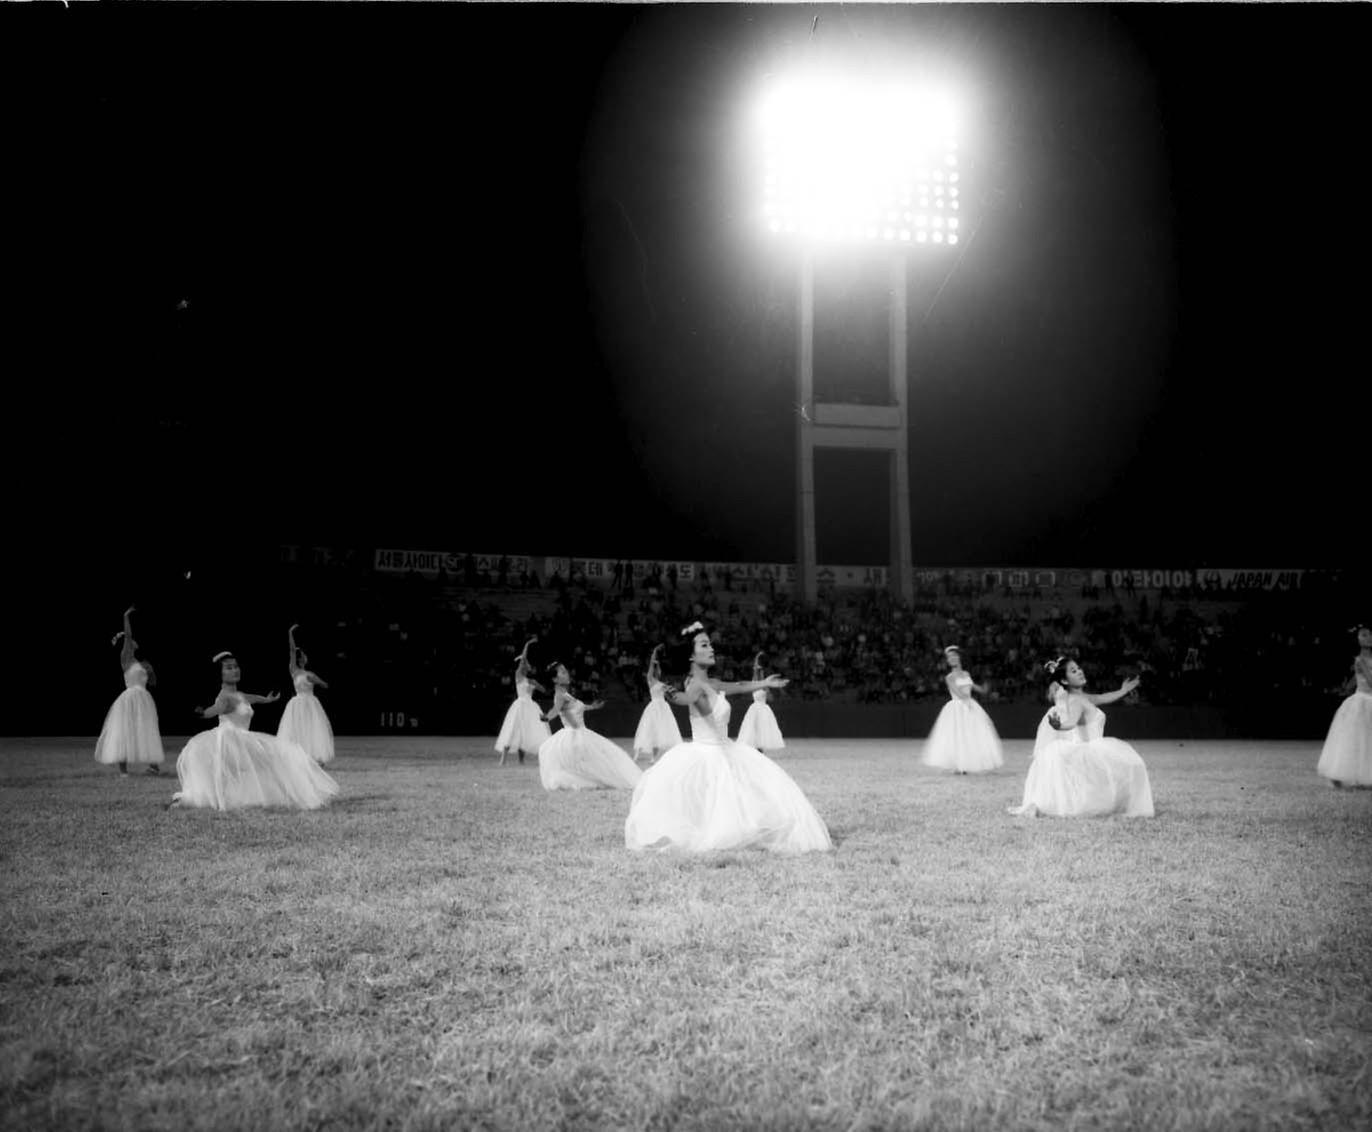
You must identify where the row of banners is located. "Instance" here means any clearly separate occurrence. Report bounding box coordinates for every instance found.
[364,548,1327,593]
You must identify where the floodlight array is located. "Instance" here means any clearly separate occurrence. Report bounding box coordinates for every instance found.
[759,79,961,247]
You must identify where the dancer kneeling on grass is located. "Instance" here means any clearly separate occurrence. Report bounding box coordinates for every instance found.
[277,624,335,764]
[735,651,786,753]
[537,662,642,791]
[625,622,831,854]
[921,645,1002,774]
[1316,624,1372,788]
[172,651,339,811]
[1010,656,1153,818]
[495,637,551,766]
[95,606,165,777]
[632,644,683,764]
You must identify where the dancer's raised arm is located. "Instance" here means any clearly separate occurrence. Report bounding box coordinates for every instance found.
[118,607,137,671]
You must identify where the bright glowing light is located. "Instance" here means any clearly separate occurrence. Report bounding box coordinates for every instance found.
[757,74,961,249]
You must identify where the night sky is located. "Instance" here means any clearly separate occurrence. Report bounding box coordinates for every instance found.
[11,3,1369,583]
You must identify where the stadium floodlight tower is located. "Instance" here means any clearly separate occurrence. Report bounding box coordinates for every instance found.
[757,74,962,605]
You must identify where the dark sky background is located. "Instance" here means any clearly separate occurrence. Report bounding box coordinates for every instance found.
[10,2,1369,583]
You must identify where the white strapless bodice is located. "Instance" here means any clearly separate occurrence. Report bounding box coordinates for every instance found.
[1058,696,1106,742]
[293,671,314,695]
[516,678,534,701]
[649,681,668,703]
[123,662,148,690]
[688,692,731,746]
[558,695,587,730]
[948,673,972,699]
[751,688,767,704]
[1355,658,1371,695]
[218,693,253,731]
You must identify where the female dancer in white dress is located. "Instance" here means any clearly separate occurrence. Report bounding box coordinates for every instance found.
[276,624,335,764]
[94,606,165,776]
[537,662,642,791]
[625,623,831,854]
[495,638,551,765]
[921,645,1003,773]
[736,651,786,752]
[172,651,340,811]
[1010,657,1153,818]
[1316,624,1372,787]
[632,644,684,763]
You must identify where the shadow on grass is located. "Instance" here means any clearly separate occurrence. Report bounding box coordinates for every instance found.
[327,794,398,809]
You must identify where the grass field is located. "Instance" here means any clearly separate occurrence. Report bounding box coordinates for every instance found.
[2,733,1369,1131]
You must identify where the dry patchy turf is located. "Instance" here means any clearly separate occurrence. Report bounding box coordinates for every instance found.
[2,734,1370,1131]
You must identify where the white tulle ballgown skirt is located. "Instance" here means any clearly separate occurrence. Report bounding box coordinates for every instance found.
[633,701,684,755]
[277,694,335,764]
[736,702,785,750]
[94,686,164,765]
[922,699,1003,773]
[1015,736,1154,817]
[495,699,552,755]
[538,727,643,791]
[1317,691,1372,785]
[625,738,831,854]
[175,726,340,810]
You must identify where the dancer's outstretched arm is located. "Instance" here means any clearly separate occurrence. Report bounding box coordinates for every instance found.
[711,674,789,696]
[543,689,569,722]
[1048,692,1087,731]
[239,689,282,706]
[1085,676,1141,706]
[193,692,235,719]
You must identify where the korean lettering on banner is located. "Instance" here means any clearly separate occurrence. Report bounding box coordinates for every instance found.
[374,548,453,574]
[1197,569,1304,591]
[1108,568,1198,590]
